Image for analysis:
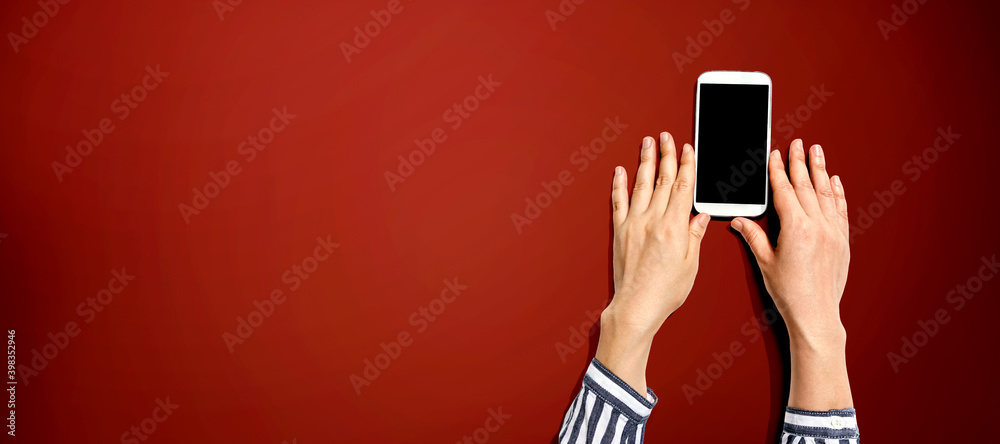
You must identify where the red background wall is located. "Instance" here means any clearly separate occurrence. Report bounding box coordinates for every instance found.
[1,0,998,442]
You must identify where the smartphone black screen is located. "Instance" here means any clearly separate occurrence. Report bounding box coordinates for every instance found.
[696,83,769,204]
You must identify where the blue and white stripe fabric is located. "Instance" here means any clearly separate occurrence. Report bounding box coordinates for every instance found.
[559,359,860,443]
[558,358,656,444]
[780,407,860,443]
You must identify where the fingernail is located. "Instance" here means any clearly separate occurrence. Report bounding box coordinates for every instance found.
[771,149,781,161]
[794,140,804,152]
[643,137,653,148]
[662,132,671,143]
[615,166,623,176]
[730,218,743,231]
[832,175,842,188]
[683,144,692,154]
[697,213,710,227]
[814,145,824,158]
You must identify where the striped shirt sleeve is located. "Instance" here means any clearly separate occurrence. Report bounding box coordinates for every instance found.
[559,359,862,443]
[780,407,860,443]
[558,358,656,444]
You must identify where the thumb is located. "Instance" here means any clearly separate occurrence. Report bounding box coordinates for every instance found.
[687,213,710,258]
[731,217,774,263]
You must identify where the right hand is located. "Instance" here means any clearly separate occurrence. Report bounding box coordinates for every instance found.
[730,139,851,343]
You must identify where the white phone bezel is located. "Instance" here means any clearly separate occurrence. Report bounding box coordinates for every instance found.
[693,70,772,218]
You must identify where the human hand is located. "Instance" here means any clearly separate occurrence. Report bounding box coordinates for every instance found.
[730,139,854,410]
[595,132,711,393]
[730,139,850,345]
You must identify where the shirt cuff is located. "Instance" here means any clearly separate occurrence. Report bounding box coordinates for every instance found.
[584,358,657,423]
[783,407,860,440]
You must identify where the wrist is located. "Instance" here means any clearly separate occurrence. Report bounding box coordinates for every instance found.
[599,304,660,344]
[787,322,853,410]
[788,321,847,354]
[594,306,656,394]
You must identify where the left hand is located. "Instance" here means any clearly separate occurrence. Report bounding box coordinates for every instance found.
[596,132,711,393]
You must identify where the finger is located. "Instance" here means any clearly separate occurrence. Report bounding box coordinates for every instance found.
[809,144,837,220]
[731,217,774,264]
[648,132,678,213]
[665,143,695,221]
[630,136,656,213]
[788,139,821,216]
[831,175,849,240]
[768,149,803,219]
[687,213,710,260]
[611,166,629,227]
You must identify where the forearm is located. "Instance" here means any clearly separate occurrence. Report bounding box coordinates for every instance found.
[787,322,853,410]
[555,307,659,444]
[593,307,656,394]
[781,322,860,442]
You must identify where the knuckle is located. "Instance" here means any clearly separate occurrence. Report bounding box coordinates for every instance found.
[837,207,849,221]
[785,217,808,233]
[626,217,646,231]
[655,175,672,189]
[644,224,665,241]
[673,179,691,192]
[793,217,813,230]
[633,180,650,192]
[689,227,704,240]
[817,186,836,199]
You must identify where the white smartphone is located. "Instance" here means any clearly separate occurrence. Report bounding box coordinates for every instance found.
[694,70,772,218]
